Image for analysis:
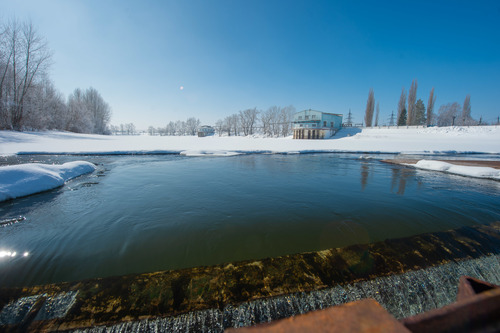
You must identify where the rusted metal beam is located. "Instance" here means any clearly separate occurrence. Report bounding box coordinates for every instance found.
[402,277,500,333]
[225,299,410,333]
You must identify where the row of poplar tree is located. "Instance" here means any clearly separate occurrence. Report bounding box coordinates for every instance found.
[364,80,477,127]
[0,19,111,133]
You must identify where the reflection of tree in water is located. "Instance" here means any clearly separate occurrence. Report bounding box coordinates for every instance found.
[360,162,370,191]
[391,167,419,195]
[361,161,422,194]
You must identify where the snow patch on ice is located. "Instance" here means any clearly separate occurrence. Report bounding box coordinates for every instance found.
[410,160,500,180]
[0,161,96,202]
[180,150,242,157]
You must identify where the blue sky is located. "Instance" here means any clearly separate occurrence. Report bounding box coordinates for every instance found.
[3,0,500,129]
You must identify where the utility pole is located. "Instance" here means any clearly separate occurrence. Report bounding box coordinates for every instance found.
[389,110,395,126]
[346,109,353,126]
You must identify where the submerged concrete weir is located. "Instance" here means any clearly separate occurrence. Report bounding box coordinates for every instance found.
[0,222,499,332]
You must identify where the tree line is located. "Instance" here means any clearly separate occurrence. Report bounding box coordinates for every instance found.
[364,79,488,127]
[0,18,112,133]
[214,105,295,137]
[138,106,296,137]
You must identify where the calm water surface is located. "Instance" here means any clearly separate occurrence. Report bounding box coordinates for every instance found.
[1,154,499,287]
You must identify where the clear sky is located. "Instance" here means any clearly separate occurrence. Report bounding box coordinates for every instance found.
[2,0,500,129]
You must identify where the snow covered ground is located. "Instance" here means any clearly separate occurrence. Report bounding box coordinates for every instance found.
[1,126,499,156]
[0,126,499,201]
[0,161,96,202]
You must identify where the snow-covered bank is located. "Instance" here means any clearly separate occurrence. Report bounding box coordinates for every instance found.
[409,160,500,180]
[0,161,96,202]
[0,126,500,156]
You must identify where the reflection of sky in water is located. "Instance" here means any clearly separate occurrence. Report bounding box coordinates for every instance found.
[0,250,29,258]
[0,153,499,288]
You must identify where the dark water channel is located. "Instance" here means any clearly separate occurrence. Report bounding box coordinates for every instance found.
[1,153,500,287]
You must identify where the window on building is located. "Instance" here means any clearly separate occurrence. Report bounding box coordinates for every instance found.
[323,121,327,126]
[299,124,303,127]
[298,116,302,120]
[312,124,316,127]
[331,122,334,127]
[312,115,316,119]
[305,116,309,120]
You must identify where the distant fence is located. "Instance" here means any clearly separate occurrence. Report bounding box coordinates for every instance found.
[343,125,500,129]
[342,124,427,129]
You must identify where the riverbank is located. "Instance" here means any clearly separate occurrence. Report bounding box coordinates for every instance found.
[1,126,500,156]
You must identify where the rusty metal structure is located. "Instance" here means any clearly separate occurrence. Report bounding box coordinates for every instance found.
[228,276,500,332]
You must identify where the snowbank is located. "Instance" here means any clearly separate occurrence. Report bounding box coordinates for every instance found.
[0,161,97,202]
[0,126,499,156]
[410,160,500,180]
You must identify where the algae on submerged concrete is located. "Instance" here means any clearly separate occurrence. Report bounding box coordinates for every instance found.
[0,222,499,331]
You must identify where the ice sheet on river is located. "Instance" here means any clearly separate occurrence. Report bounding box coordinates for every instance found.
[0,161,96,202]
[411,160,500,180]
[180,150,242,157]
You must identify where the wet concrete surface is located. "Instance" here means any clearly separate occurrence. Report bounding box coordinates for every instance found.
[0,222,499,332]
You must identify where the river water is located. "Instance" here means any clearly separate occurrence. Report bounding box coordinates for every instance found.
[1,153,499,287]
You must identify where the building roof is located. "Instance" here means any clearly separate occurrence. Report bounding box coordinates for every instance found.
[296,109,343,117]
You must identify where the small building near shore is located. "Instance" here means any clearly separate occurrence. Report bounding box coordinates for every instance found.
[198,125,215,137]
[293,109,343,139]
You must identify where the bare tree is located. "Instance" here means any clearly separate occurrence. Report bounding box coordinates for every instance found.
[23,77,67,130]
[223,116,232,136]
[67,88,92,133]
[261,107,278,136]
[279,105,295,137]
[364,88,375,127]
[65,87,111,134]
[84,87,111,134]
[259,106,295,137]
[186,117,200,136]
[0,21,13,129]
[426,87,436,126]
[230,114,239,136]
[406,79,418,125]
[437,102,461,127]
[166,121,175,135]
[175,120,186,135]
[215,119,224,136]
[239,107,259,136]
[4,20,52,130]
[1,19,117,134]
[109,124,119,135]
[125,123,136,135]
[461,94,475,125]
[397,87,406,126]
